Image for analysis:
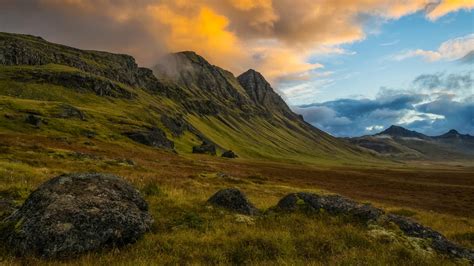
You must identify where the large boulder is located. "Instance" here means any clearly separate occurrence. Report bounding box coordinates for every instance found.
[388,214,474,261]
[208,188,259,215]
[192,141,216,155]
[125,128,174,150]
[276,192,383,222]
[2,173,153,258]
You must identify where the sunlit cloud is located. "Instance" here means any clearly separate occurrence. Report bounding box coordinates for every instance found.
[394,34,474,62]
[1,0,473,83]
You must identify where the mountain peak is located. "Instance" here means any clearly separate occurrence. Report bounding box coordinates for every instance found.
[376,125,428,139]
[436,129,474,140]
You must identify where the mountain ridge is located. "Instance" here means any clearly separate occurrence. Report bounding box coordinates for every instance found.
[0,31,368,164]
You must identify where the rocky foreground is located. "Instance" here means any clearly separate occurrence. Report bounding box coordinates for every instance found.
[1,173,472,262]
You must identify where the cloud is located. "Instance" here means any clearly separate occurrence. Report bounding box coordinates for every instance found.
[295,72,474,136]
[1,0,473,83]
[427,0,474,20]
[395,34,474,62]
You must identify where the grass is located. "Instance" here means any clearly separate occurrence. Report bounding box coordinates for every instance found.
[0,131,473,264]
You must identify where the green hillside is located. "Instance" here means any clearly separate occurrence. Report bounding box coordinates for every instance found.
[0,32,370,165]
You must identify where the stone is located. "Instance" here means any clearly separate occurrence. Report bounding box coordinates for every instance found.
[24,114,42,127]
[192,141,216,155]
[54,104,86,120]
[208,188,259,215]
[2,173,153,258]
[125,128,174,150]
[221,150,238,158]
[388,214,474,261]
[276,192,384,222]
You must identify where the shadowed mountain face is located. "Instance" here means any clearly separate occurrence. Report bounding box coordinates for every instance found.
[347,125,474,160]
[237,69,298,120]
[0,32,365,163]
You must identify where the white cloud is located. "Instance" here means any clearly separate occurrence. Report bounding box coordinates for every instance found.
[394,34,474,62]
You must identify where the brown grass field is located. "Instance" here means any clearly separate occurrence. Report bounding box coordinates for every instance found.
[1,131,473,265]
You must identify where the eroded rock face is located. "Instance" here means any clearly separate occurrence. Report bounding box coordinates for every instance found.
[208,188,259,216]
[54,104,86,120]
[276,192,384,222]
[387,214,474,261]
[125,128,174,150]
[2,173,153,258]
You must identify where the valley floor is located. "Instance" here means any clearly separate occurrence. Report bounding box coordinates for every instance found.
[1,132,473,265]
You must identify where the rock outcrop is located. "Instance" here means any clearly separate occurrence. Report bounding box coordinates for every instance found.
[192,141,216,155]
[24,114,43,127]
[2,173,153,258]
[221,150,238,158]
[125,128,174,150]
[276,192,384,222]
[237,69,299,120]
[208,188,259,215]
[388,214,474,261]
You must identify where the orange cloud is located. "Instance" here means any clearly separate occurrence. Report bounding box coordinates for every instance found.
[2,0,473,86]
[148,4,244,70]
[427,0,474,20]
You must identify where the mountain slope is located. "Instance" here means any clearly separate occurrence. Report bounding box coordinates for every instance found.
[0,32,367,164]
[348,125,474,160]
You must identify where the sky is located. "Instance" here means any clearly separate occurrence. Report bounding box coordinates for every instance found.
[0,0,473,136]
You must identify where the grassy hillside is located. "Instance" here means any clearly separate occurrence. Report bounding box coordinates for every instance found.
[0,32,372,165]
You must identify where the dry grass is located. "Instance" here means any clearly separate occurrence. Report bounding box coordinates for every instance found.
[0,132,473,265]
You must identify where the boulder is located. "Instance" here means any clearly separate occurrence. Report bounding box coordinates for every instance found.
[24,114,42,127]
[276,192,383,221]
[388,214,474,261]
[2,173,153,258]
[221,150,238,158]
[54,104,86,120]
[125,128,174,150]
[208,188,259,215]
[192,141,216,155]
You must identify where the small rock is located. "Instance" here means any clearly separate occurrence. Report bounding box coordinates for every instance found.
[192,141,216,155]
[24,114,42,127]
[222,150,238,158]
[208,188,259,215]
[54,104,86,120]
[2,172,153,258]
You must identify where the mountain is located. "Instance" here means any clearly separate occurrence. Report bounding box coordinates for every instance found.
[347,125,474,160]
[375,125,430,140]
[0,32,366,164]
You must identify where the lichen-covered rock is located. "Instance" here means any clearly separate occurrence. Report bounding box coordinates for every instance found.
[192,141,216,155]
[208,188,259,215]
[276,192,383,221]
[2,173,153,258]
[388,214,474,261]
[221,150,238,158]
[125,128,174,150]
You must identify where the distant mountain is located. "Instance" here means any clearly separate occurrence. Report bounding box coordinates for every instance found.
[435,129,474,140]
[375,125,430,140]
[0,32,366,164]
[347,125,474,160]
